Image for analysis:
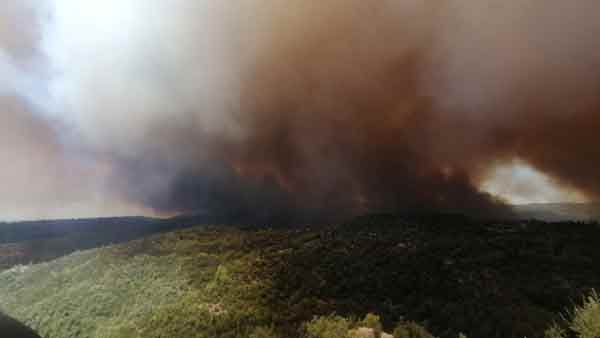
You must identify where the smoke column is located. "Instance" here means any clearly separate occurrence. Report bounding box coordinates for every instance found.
[3,1,600,222]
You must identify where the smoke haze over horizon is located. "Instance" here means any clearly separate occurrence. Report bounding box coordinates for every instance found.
[1,1,599,222]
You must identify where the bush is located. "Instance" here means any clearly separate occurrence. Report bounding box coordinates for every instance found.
[392,321,437,338]
[358,313,382,337]
[304,315,352,338]
[544,325,567,338]
[249,326,280,338]
[570,290,600,338]
[545,290,600,338]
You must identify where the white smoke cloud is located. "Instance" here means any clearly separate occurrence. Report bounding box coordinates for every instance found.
[40,0,245,156]
[0,0,40,97]
[0,1,157,220]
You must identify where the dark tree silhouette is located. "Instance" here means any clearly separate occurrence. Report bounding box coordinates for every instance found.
[0,313,40,338]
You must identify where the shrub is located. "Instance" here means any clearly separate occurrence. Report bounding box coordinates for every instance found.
[392,321,437,338]
[545,290,600,338]
[304,315,352,338]
[570,290,600,338]
[249,325,280,338]
[358,313,382,337]
[544,325,566,338]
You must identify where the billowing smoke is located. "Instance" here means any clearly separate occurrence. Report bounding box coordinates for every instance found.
[0,1,156,220]
[5,1,600,222]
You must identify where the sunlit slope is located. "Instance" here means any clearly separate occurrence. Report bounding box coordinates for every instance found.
[0,227,276,338]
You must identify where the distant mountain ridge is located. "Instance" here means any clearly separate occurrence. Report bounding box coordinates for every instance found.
[0,217,156,244]
[512,202,600,222]
[0,215,210,271]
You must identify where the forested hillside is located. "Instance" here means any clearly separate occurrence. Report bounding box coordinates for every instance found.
[1,215,600,338]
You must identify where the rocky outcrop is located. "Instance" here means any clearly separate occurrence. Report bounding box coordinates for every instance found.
[349,327,375,338]
[349,327,396,338]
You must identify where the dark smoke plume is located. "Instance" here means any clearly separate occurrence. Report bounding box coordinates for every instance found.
[7,1,600,222]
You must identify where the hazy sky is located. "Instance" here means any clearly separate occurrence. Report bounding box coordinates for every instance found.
[1,1,598,221]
